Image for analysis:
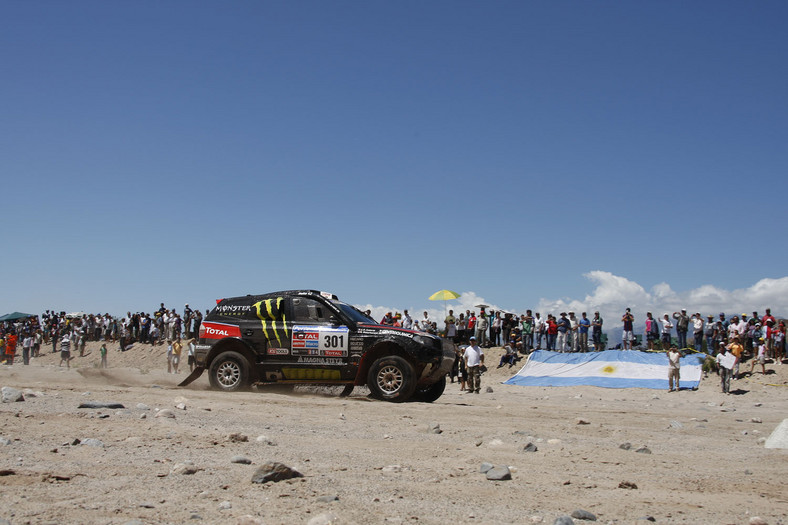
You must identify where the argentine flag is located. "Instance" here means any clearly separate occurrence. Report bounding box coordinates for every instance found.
[504,350,704,390]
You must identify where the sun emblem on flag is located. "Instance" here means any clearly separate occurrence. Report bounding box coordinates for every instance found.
[601,365,617,374]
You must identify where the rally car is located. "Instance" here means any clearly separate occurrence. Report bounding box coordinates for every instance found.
[178,290,455,402]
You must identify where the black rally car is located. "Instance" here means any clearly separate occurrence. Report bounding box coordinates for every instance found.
[179,290,454,402]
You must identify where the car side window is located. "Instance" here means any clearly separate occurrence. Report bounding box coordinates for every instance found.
[292,297,331,323]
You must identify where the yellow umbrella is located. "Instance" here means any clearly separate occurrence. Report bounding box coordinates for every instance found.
[429,289,461,301]
[429,290,461,327]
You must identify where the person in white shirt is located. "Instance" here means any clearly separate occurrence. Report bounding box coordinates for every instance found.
[22,334,34,365]
[402,310,413,330]
[463,336,484,394]
[569,312,579,352]
[667,345,681,392]
[660,314,674,347]
[421,312,431,332]
[692,313,704,353]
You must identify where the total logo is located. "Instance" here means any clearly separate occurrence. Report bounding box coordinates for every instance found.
[200,322,241,339]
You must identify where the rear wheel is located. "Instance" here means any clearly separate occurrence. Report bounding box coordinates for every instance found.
[413,376,446,403]
[367,356,416,402]
[208,351,250,391]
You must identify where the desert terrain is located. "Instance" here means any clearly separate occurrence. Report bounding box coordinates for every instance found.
[1,341,786,525]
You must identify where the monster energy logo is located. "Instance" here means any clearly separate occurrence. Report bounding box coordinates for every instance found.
[253,297,288,346]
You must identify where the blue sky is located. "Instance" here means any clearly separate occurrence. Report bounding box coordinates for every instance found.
[3,1,787,328]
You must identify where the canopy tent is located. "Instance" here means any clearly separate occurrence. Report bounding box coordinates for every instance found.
[0,312,36,322]
[504,350,705,390]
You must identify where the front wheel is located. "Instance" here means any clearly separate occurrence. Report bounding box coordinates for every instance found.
[413,376,446,403]
[367,356,416,402]
[208,351,250,391]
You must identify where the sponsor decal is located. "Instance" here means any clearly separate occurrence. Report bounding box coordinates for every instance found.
[349,337,364,354]
[266,347,289,356]
[291,348,321,356]
[292,325,349,356]
[201,322,241,339]
[253,297,288,346]
[282,367,341,380]
[292,330,319,349]
[296,357,344,365]
[214,304,252,313]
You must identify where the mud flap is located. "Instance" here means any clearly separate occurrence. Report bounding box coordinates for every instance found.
[178,367,205,387]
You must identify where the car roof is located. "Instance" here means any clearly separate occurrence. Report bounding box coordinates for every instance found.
[218,290,338,303]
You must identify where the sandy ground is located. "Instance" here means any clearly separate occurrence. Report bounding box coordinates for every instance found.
[1,341,787,525]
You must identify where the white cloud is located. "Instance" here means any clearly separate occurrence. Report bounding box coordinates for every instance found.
[535,272,788,329]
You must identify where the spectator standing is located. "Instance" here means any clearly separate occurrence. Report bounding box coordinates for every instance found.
[645,312,659,350]
[546,315,558,350]
[716,342,732,393]
[34,329,42,357]
[183,304,193,338]
[166,340,174,373]
[172,339,183,374]
[592,312,603,351]
[522,311,534,352]
[704,315,715,354]
[534,312,545,350]
[774,321,785,365]
[578,312,590,352]
[569,312,579,352]
[490,311,501,346]
[475,312,488,347]
[22,333,34,365]
[673,309,690,349]
[727,337,743,380]
[5,332,18,365]
[457,313,466,343]
[667,345,681,392]
[59,335,71,368]
[421,311,431,332]
[444,310,456,341]
[692,313,704,353]
[187,338,196,372]
[556,313,570,352]
[402,310,413,330]
[467,311,476,341]
[661,314,673,347]
[100,343,108,368]
[749,338,767,375]
[621,308,634,350]
[463,336,484,394]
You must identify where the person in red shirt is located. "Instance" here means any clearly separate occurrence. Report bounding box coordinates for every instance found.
[5,332,18,365]
[467,312,477,344]
[762,309,776,358]
[546,315,558,350]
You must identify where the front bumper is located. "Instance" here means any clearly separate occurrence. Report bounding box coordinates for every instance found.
[419,338,456,384]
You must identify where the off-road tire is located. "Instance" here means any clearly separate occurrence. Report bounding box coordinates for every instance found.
[208,351,250,392]
[367,356,416,402]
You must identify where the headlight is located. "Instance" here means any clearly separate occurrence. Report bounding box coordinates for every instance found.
[414,335,439,348]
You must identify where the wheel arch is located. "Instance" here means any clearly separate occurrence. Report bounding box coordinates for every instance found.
[205,338,259,382]
[355,341,418,386]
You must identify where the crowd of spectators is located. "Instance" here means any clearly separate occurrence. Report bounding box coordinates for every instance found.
[0,303,207,366]
[378,306,786,363]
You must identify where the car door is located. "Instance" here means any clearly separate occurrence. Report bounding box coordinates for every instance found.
[286,296,351,380]
[247,295,291,361]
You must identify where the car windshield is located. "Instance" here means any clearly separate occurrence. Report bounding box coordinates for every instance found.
[333,301,376,324]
